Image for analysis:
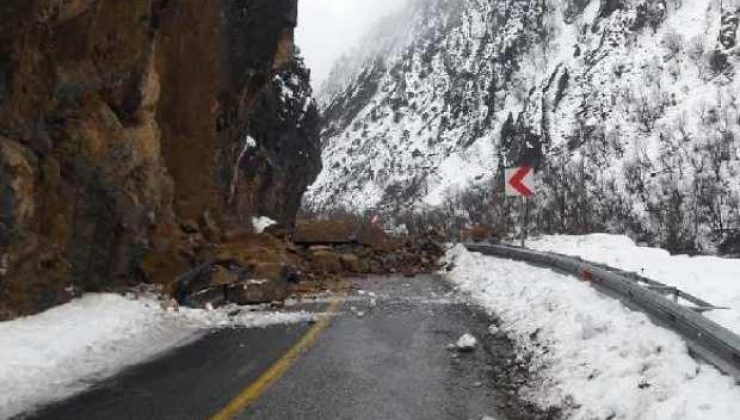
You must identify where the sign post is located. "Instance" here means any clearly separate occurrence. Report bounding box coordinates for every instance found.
[505,165,535,247]
[521,196,530,247]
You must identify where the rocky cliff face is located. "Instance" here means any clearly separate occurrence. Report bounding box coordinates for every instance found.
[0,0,320,319]
[306,0,740,254]
[243,53,322,224]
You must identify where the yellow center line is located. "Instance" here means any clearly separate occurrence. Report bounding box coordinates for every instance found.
[210,298,343,420]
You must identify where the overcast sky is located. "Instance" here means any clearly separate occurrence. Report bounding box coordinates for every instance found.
[296,0,408,88]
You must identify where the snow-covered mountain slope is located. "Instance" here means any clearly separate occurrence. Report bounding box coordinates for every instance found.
[304,0,740,254]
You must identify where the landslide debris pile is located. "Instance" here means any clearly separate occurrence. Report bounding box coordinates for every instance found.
[171,219,447,309]
[293,219,447,277]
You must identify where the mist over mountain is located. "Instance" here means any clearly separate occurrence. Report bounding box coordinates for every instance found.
[304,0,740,254]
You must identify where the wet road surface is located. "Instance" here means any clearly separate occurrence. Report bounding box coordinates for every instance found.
[27,275,507,420]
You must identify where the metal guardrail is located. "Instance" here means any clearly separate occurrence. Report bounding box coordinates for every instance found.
[464,242,740,383]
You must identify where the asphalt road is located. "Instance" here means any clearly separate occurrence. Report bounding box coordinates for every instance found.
[27,275,509,420]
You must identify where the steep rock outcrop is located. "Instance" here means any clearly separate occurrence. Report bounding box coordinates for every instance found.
[241,54,322,224]
[0,0,319,319]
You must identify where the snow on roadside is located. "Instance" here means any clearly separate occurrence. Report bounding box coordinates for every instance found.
[445,245,740,420]
[527,234,740,336]
[0,293,314,419]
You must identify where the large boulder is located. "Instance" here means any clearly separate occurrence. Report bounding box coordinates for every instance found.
[356,224,396,251]
[293,219,359,245]
[228,278,288,305]
[310,250,343,274]
[293,219,396,251]
[339,254,369,274]
[172,259,293,307]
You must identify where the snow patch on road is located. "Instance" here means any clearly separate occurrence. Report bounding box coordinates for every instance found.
[527,234,740,336]
[0,293,313,419]
[454,333,478,351]
[446,245,740,420]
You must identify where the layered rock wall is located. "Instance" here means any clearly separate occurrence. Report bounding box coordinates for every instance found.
[0,0,319,318]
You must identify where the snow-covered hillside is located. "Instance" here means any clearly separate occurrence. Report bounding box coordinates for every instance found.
[305,0,740,254]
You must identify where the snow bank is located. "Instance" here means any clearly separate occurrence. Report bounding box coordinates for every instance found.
[446,245,740,420]
[528,234,740,336]
[0,293,314,418]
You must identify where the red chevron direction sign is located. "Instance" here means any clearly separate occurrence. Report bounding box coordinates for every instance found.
[505,165,535,197]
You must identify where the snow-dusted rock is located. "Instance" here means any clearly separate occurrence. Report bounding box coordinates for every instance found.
[252,216,277,234]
